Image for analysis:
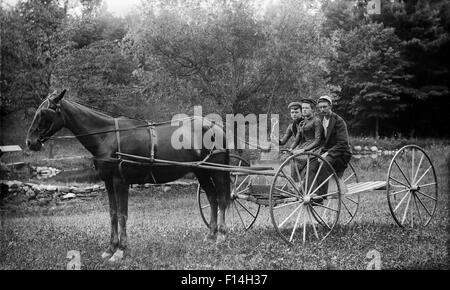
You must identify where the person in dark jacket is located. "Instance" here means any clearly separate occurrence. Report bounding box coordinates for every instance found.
[279,102,303,150]
[309,95,352,200]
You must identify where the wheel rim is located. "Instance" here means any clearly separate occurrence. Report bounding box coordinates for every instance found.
[197,154,261,230]
[386,145,438,228]
[339,163,360,225]
[269,152,341,245]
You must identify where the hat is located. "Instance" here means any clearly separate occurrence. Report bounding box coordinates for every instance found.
[318,95,333,106]
[287,102,302,110]
[301,98,317,107]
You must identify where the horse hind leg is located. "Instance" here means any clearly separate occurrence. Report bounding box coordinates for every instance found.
[196,171,219,241]
[108,177,129,263]
[213,171,231,243]
[102,179,119,259]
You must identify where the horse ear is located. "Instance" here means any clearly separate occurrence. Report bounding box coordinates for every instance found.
[52,89,67,103]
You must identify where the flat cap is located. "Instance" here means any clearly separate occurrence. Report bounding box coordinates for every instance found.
[301,98,317,107]
[288,102,302,110]
[318,95,333,106]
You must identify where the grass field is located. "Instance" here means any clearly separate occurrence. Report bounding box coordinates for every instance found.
[1,143,448,270]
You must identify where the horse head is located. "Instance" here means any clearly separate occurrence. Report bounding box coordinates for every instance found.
[26,89,67,151]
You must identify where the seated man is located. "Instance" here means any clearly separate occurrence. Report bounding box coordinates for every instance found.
[279,102,303,150]
[309,95,352,199]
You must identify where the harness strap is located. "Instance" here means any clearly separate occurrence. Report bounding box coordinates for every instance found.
[145,121,158,184]
[114,118,127,183]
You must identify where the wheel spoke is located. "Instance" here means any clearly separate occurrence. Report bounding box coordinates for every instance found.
[307,161,324,195]
[341,199,353,217]
[235,175,250,191]
[302,207,307,244]
[307,206,319,239]
[305,156,310,194]
[279,203,302,228]
[414,166,432,186]
[274,200,302,210]
[344,196,358,204]
[389,176,409,188]
[415,193,433,217]
[280,169,302,196]
[393,191,410,213]
[344,172,355,183]
[308,174,334,197]
[416,189,437,201]
[235,199,257,219]
[417,182,436,188]
[411,148,415,182]
[310,206,331,230]
[233,201,247,228]
[290,204,304,242]
[273,185,301,199]
[412,153,424,184]
[390,188,410,196]
[401,193,412,225]
[394,160,412,187]
[413,193,423,224]
[311,202,338,213]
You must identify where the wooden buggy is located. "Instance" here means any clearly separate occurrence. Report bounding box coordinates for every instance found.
[197,145,438,245]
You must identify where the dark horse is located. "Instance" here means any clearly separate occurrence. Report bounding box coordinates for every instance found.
[26,90,230,262]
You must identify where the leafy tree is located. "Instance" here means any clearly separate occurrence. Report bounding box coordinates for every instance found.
[1,0,68,115]
[328,23,412,137]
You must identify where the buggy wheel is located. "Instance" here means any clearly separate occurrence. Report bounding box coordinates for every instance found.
[269,152,341,245]
[387,145,438,228]
[197,154,260,230]
[339,162,360,225]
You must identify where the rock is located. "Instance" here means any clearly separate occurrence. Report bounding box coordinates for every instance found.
[363,146,370,151]
[62,193,76,199]
[370,146,378,152]
[162,185,171,192]
[92,185,101,191]
[26,190,36,199]
[45,185,58,192]
[370,154,378,159]
[72,187,86,194]
[354,145,362,151]
[57,186,71,193]
[353,154,362,159]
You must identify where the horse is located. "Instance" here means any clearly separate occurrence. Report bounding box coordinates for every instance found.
[26,89,231,262]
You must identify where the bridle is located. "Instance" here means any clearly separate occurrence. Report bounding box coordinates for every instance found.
[36,94,65,144]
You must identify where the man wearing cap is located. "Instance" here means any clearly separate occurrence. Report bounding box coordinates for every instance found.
[279,102,303,150]
[310,95,352,199]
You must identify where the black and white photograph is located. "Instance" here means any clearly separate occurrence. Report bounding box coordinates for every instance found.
[0,0,448,275]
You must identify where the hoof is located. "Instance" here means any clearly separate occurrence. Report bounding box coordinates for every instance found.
[216,233,227,244]
[204,233,216,242]
[101,251,113,259]
[108,249,124,263]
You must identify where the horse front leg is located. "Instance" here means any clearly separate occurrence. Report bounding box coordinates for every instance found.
[101,178,119,259]
[216,175,230,243]
[108,176,129,263]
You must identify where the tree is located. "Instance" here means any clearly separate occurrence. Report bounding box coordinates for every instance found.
[0,0,68,115]
[329,23,412,137]
[124,0,331,131]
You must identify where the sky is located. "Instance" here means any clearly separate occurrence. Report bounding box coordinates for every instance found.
[2,0,141,17]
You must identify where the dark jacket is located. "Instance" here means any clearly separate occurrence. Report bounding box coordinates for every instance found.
[279,118,302,148]
[320,112,351,158]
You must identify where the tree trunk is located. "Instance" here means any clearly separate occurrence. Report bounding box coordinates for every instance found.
[375,117,379,139]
